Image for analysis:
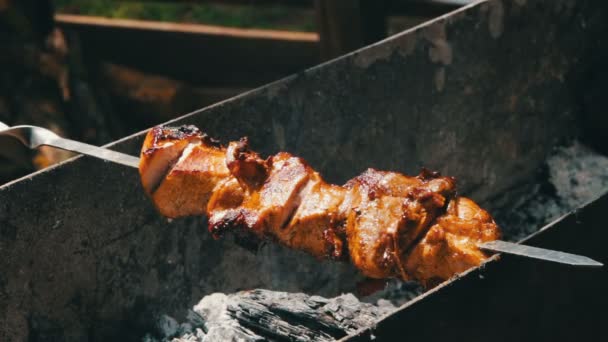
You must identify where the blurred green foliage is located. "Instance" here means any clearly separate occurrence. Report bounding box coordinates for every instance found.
[54,0,315,31]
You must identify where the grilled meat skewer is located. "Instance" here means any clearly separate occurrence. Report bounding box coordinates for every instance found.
[139,125,501,287]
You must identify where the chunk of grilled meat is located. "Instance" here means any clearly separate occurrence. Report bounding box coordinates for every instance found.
[140,125,501,286]
[140,125,229,218]
[139,125,203,194]
[342,169,457,280]
[404,197,501,287]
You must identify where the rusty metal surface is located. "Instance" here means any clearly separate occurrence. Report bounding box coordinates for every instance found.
[1,0,606,340]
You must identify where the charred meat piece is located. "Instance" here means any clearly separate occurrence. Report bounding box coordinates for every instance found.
[209,136,349,257]
[403,197,501,287]
[343,169,455,279]
[139,125,203,194]
[225,137,268,191]
[152,142,231,218]
[139,125,232,218]
[279,174,347,258]
[139,125,501,286]
[208,152,312,239]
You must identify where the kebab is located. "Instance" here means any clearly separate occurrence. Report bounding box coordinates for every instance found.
[0,122,601,287]
[139,125,501,287]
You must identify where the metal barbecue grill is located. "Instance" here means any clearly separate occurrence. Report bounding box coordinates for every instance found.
[1,0,607,341]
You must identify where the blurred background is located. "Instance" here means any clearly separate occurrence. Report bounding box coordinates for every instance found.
[0,0,471,185]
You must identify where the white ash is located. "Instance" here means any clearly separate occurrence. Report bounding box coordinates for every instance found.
[361,279,423,307]
[547,141,608,208]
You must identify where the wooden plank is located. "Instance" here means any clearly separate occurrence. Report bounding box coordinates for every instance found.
[114,0,469,12]
[114,0,470,10]
[55,14,320,87]
[56,14,317,41]
[115,0,313,5]
[314,0,387,60]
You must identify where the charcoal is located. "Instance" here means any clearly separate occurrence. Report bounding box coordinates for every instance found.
[149,289,394,342]
[157,315,179,338]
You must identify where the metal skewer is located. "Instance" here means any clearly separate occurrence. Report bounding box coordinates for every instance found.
[0,121,139,168]
[479,240,602,267]
[0,122,603,268]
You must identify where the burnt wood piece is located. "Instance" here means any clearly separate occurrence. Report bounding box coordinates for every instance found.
[159,289,393,342]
